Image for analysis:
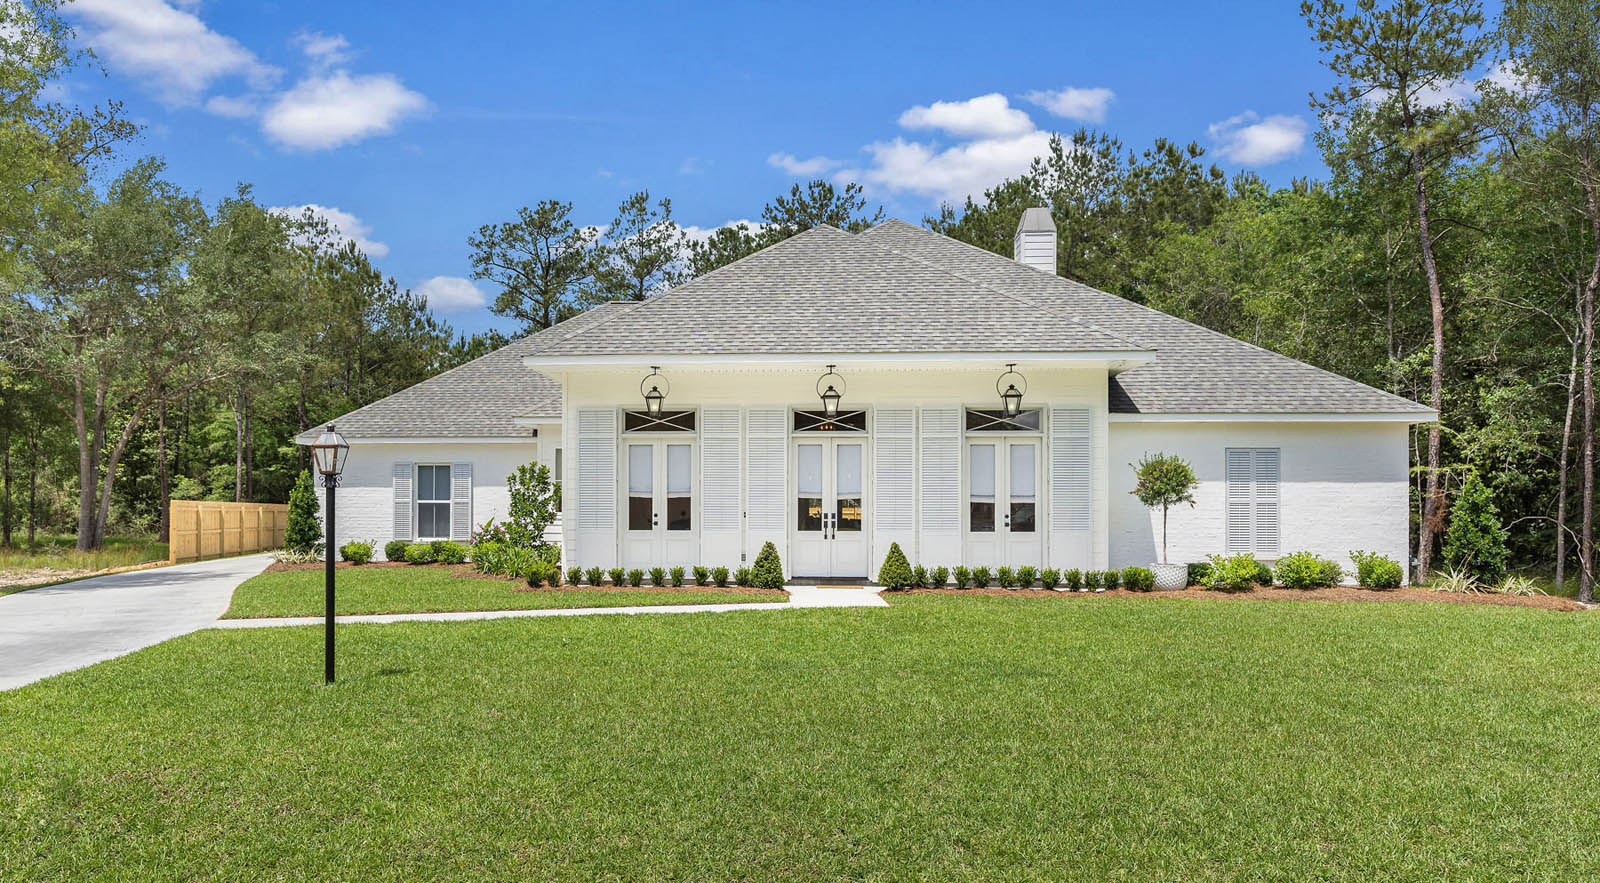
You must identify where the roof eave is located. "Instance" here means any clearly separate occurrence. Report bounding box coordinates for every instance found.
[1108,410,1437,424]
[522,350,1156,371]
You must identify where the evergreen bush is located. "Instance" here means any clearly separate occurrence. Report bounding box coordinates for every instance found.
[1350,550,1403,589]
[877,542,914,590]
[970,566,992,588]
[649,566,667,587]
[338,540,373,565]
[585,566,603,587]
[1122,566,1155,591]
[929,565,949,587]
[751,541,785,589]
[284,470,322,556]
[1275,551,1341,589]
[1040,568,1061,590]
[1064,568,1082,590]
[1443,472,1510,582]
[952,566,971,589]
[670,566,686,587]
[384,539,410,562]
[711,566,730,587]
[1016,565,1038,588]
[996,566,1017,589]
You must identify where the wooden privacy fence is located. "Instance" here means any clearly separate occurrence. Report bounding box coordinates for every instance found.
[168,501,289,564]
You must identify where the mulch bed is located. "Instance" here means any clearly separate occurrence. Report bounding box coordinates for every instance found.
[896,584,1587,611]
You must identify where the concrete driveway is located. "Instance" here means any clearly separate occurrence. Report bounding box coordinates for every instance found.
[0,553,272,691]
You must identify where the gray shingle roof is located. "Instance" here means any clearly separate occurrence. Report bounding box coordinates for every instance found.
[294,305,625,441]
[858,219,1429,414]
[520,225,1149,356]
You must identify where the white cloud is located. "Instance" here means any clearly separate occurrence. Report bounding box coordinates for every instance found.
[414,276,487,313]
[203,94,256,118]
[679,219,765,245]
[1208,112,1308,165]
[1021,86,1115,123]
[767,153,841,176]
[841,130,1054,205]
[261,71,428,150]
[269,204,389,258]
[68,0,278,104]
[897,93,1034,138]
[294,31,352,71]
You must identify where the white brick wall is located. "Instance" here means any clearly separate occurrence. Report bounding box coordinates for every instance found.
[1107,420,1411,583]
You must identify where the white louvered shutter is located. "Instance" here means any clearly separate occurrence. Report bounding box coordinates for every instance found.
[576,409,618,565]
[450,462,473,541]
[745,409,787,561]
[1049,408,1092,568]
[918,407,961,567]
[874,408,916,563]
[700,407,742,566]
[1253,449,1280,557]
[1225,448,1256,555]
[392,462,414,543]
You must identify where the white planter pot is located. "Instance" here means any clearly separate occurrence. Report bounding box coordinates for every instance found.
[1151,563,1188,591]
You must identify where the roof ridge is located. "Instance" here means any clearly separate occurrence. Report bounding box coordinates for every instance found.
[850,226,1150,352]
[874,222,1426,410]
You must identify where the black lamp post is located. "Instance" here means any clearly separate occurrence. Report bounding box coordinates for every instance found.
[307,423,348,685]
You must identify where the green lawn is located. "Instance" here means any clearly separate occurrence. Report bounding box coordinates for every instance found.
[222,564,785,617]
[3,595,1598,880]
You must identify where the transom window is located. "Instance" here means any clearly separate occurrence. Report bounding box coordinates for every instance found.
[965,408,1042,433]
[416,464,452,540]
[623,409,696,433]
[793,409,868,433]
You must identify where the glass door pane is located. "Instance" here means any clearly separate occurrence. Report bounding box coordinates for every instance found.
[627,444,653,531]
[1009,443,1036,532]
[797,444,823,532]
[969,444,995,532]
[835,443,862,532]
[665,444,692,531]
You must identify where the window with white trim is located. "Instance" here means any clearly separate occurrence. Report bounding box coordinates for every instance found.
[416,464,453,540]
[1225,448,1280,557]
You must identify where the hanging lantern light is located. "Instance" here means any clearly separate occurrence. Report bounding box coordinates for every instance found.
[817,364,844,418]
[998,363,1026,418]
[641,366,668,415]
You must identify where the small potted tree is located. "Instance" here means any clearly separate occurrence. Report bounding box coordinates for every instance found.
[1130,452,1198,590]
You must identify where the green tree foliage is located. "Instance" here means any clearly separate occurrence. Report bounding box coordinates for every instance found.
[504,463,558,551]
[593,191,685,301]
[284,470,321,556]
[1443,472,1511,582]
[1130,452,1198,564]
[467,200,597,333]
[687,180,885,277]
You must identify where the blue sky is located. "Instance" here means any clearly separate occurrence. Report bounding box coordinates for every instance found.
[61,1,1370,334]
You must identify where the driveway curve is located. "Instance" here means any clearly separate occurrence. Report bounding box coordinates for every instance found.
[0,553,271,691]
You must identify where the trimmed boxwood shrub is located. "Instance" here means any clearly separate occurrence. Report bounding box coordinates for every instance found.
[877,543,913,590]
[625,569,645,587]
[970,566,992,588]
[525,559,559,587]
[1064,568,1082,591]
[404,543,435,564]
[649,567,668,587]
[751,541,784,589]
[1275,551,1342,589]
[693,565,711,587]
[431,541,469,565]
[608,567,625,586]
[1122,566,1155,592]
[1102,569,1120,590]
[339,540,373,565]
[1016,566,1038,589]
[1187,562,1210,586]
[1350,549,1403,589]
[670,566,686,587]
[952,566,971,589]
[1203,553,1262,592]
[929,565,949,587]
[996,566,1017,589]
[384,540,411,562]
[585,566,603,587]
[565,566,581,586]
[911,565,929,589]
[711,566,730,587]
[1252,559,1273,587]
[733,566,751,587]
[1040,568,1061,590]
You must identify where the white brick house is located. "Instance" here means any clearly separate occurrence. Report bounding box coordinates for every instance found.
[298,210,1432,581]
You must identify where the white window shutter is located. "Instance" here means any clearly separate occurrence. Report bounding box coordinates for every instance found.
[450,462,473,541]
[392,462,414,542]
[745,409,787,565]
[1049,408,1091,530]
[918,408,960,567]
[700,408,742,566]
[577,409,617,533]
[1225,448,1256,555]
[1253,449,1280,557]
[874,408,916,561]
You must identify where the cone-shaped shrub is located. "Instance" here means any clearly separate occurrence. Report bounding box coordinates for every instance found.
[877,542,913,590]
[1443,472,1510,582]
[751,541,785,589]
[285,470,322,556]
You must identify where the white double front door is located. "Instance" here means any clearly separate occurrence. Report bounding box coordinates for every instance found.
[791,438,869,579]
[622,440,696,569]
[964,438,1043,569]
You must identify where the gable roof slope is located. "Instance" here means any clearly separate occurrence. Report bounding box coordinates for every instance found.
[859,219,1429,415]
[294,304,627,441]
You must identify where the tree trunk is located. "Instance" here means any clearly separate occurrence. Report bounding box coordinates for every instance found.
[1411,149,1447,582]
[1581,182,1599,603]
[27,424,37,544]
[2,418,12,548]
[73,371,97,551]
[233,390,244,503]
[92,408,145,548]
[157,399,170,543]
[243,393,254,502]
[1557,319,1579,595]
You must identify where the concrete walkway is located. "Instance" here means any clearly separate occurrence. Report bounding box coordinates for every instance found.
[0,553,273,691]
[211,584,887,630]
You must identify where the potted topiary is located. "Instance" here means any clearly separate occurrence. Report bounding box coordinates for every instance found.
[1130,452,1199,590]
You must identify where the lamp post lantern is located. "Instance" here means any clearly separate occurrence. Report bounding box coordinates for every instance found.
[998,364,1026,418]
[307,423,348,685]
[641,366,667,416]
[817,364,844,418]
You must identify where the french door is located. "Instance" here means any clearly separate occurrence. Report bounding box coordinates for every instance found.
[964,438,1042,568]
[622,440,696,569]
[791,438,869,578]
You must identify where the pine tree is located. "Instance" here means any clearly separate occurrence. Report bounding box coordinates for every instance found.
[284,470,322,556]
[1443,472,1510,582]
